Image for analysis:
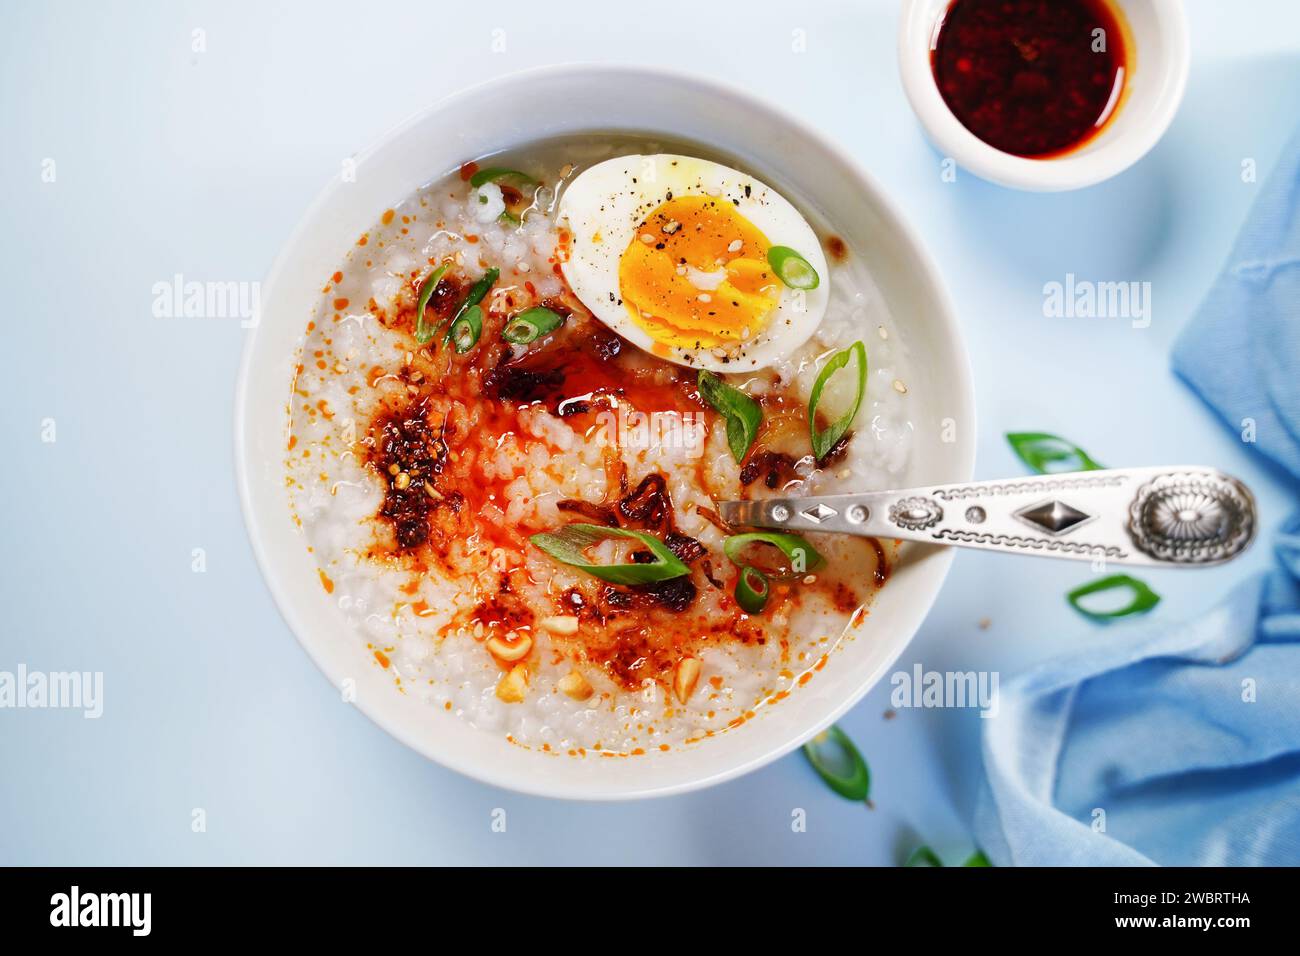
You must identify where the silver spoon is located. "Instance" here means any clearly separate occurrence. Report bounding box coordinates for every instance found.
[716,466,1256,567]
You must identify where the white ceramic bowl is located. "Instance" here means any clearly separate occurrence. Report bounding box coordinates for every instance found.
[235,64,975,799]
[899,0,1190,191]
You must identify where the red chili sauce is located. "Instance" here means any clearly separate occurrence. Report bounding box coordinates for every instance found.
[932,0,1129,158]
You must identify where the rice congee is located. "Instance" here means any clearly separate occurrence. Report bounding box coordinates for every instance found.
[285,136,915,756]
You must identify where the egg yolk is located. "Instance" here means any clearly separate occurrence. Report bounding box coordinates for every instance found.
[618,195,781,351]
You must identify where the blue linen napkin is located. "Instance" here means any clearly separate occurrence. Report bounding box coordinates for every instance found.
[974,129,1300,866]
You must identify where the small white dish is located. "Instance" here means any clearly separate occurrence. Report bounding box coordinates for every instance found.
[235,64,975,799]
[898,0,1190,191]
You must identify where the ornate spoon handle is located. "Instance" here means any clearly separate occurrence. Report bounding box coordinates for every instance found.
[715,466,1257,567]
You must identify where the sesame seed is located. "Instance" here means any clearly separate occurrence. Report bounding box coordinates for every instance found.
[893,379,908,394]
[727,239,743,253]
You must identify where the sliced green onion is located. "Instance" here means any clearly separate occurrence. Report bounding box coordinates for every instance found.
[414,263,450,344]
[529,523,689,585]
[723,531,824,575]
[905,846,944,867]
[1006,432,1104,474]
[459,267,498,314]
[802,724,870,801]
[735,565,769,613]
[697,370,762,463]
[442,267,498,344]
[1067,574,1161,621]
[767,245,820,290]
[468,167,537,189]
[809,340,867,462]
[502,307,564,345]
[469,170,535,225]
[450,304,483,354]
[904,846,992,867]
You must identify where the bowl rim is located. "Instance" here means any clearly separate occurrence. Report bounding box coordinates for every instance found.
[897,0,1191,192]
[234,61,977,799]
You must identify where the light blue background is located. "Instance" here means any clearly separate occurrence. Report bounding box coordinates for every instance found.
[2,0,1297,865]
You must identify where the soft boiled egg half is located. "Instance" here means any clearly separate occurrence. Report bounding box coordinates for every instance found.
[558,154,830,372]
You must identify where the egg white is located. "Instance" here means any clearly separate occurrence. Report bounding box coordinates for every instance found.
[557,153,830,372]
